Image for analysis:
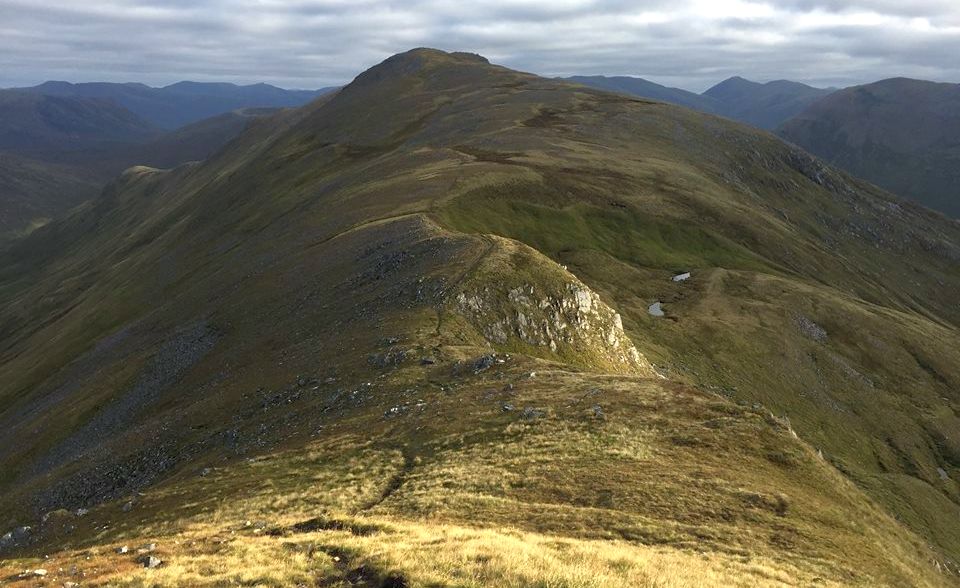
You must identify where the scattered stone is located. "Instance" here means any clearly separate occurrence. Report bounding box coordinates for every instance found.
[592,405,605,418]
[938,467,950,481]
[32,569,48,577]
[75,508,89,517]
[672,272,691,282]
[420,357,436,365]
[473,354,497,373]
[122,500,134,512]
[136,543,156,554]
[648,301,665,317]
[383,406,404,419]
[501,403,515,412]
[1,526,33,550]
[794,314,827,342]
[527,371,536,379]
[522,407,546,421]
[64,582,79,588]
[117,545,130,554]
[200,467,212,477]
[368,349,409,369]
[140,555,162,569]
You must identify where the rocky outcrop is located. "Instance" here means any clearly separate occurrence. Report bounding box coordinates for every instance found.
[454,236,654,376]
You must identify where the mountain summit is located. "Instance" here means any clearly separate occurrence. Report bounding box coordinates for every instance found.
[0,49,958,586]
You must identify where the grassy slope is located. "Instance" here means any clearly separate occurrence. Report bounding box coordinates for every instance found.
[0,49,958,585]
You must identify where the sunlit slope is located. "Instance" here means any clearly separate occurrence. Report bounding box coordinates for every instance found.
[0,49,958,585]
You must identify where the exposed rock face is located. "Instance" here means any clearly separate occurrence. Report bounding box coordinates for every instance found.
[455,236,654,375]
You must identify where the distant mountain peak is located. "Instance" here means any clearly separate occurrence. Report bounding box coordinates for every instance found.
[703,76,761,98]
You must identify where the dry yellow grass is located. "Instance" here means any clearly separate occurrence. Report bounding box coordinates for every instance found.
[1,518,851,588]
[0,366,949,587]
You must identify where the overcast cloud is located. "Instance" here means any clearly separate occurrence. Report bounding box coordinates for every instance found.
[1,0,958,91]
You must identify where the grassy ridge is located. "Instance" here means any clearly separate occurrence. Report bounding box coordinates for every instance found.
[0,49,958,585]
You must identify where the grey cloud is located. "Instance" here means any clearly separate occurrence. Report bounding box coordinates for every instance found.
[0,0,957,91]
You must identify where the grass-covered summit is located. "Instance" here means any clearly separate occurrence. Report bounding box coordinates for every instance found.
[0,49,958,586]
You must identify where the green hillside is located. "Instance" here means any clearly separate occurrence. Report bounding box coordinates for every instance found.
[0,49,958,587]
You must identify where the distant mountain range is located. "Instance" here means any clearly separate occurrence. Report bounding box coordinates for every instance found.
[564,75,834,130]
[778,78,960,218]
[0,90,159,153]
[566,74,959,217]
[703,76,836,129]
[15,80,336,129]
[564,76,717,113]
[0,83,330,234]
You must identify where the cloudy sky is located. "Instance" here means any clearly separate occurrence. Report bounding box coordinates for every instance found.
[1,0,958,92]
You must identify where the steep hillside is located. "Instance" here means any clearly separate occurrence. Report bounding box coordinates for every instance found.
[24,80,337,129]
[778,78,960,217]
[124,107,279,170]
[0,49,958,586]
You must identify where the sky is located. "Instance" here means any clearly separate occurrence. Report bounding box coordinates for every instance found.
[1,0,958,92]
